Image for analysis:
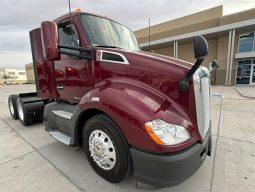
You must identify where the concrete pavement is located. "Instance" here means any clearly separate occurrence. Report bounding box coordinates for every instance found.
[236,86,255,99]
[0,84,255,192]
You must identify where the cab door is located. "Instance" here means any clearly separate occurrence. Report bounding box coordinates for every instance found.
[54,18,93,103]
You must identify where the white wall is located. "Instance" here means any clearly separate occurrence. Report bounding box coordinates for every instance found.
[1,68,27,82]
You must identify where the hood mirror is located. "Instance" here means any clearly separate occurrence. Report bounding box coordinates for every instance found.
[179,36,209,92]
[209,60,219,72]
[194,36,208,60]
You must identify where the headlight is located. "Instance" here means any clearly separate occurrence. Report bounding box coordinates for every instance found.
[144,119,191,145]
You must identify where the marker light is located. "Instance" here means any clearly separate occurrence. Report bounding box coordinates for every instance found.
[145,119,191,145]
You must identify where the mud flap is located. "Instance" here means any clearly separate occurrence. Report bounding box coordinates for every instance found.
[207,135,212,156]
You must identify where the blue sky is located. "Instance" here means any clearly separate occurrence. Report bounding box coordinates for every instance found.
[0,0,255,69]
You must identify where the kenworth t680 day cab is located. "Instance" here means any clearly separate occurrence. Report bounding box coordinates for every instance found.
[8,11,219,187]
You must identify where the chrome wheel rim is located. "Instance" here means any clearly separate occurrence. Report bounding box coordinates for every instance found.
[9,100,14,115]
[89,130,116,170]
[17,100,24,121]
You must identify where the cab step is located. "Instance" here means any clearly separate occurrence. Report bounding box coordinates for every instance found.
[49,129,71,145]
[52,110,73,120]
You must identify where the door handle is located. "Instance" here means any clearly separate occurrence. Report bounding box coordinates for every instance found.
[56,84,64,90]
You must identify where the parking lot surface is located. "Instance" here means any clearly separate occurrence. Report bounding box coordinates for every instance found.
[0,84,255,192]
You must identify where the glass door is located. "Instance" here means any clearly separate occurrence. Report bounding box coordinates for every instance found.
[250,64,255,84]
[236,60,252,84]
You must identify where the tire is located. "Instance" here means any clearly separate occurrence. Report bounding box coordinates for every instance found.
[16,98,34,126]
[8,95,19,119]
[83,114,131,183]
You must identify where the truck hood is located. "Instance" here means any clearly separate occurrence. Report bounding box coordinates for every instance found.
[128,50,193,70]
[116,49,194,80]
[101,48,194,75]
[95,48,195,86]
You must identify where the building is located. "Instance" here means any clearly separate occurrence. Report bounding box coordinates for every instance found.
[0,68,27,84]
[134,5,255,85]
[25,63,35,83]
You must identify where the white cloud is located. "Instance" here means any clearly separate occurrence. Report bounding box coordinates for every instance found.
[0,51,32,69]
[0,0,254,69]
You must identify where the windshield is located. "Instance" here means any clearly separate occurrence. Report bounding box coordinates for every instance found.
[81,14,140,51]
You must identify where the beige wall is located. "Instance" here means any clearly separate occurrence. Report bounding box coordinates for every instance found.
[135,6,223,43]
[219,8,255,26]
[152,46,174,57]
[137,18,220,44]
[135,6,255,45]
[215,35,228,85]
[215,32,242,85]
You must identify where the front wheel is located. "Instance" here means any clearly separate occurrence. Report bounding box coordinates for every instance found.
[83,114,131,183]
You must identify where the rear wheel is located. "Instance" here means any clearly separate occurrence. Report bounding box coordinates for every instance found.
[16,98,34,126]
[83,114,131,183]
[8,95,19,119]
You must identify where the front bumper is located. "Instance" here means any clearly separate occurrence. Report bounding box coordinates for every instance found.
[130,128,212,187]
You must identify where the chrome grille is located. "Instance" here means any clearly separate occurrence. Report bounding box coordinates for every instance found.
[193,67,211,139]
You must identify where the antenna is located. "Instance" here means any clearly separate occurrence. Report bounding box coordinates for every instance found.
[68,0,71,16]
[68,0,74,45]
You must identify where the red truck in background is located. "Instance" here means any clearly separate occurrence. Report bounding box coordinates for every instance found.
[7,11,219,187]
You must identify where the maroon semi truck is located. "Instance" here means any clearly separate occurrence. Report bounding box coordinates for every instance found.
[8,11,219,187]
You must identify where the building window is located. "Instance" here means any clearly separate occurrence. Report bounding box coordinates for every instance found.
[239,32,255,53]
[18,72,26,75]
[236,59,255,84]
[8,72,15,76]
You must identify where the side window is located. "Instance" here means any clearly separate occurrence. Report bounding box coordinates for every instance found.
[58,23,80,54]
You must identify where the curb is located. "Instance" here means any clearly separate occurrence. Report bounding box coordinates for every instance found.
[236,88,255,99]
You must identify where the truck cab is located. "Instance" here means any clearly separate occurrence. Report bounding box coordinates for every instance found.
[8,11,219,187]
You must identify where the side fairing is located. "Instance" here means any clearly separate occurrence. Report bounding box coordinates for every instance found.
[30,28,58,99]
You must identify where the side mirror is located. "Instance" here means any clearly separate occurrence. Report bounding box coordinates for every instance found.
[194,36,208,60]
[41,21,60,61]
[179,36,209,92]
[209,60,219,72]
